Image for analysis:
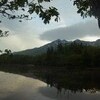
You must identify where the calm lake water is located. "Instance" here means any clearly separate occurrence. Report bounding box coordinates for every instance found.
[0,71,100,100]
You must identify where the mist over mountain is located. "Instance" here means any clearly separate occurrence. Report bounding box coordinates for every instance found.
[14,39,100,56]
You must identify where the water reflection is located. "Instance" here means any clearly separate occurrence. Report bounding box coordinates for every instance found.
[0,67,100,100]
[0,71,51,100]
[39,87,100,100]
[33,68,100,93]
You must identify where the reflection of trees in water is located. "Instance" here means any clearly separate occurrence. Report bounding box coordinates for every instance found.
[0,65,100,94]
[35,68,100,94]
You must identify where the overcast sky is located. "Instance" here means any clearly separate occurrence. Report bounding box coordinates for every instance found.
[0,0,100,52]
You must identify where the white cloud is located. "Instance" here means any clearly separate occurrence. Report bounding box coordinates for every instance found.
[0,33,49,52]
[40,19,100,41]
[0,0,99,51]
[0,35,26,51]
[80,36,100,41]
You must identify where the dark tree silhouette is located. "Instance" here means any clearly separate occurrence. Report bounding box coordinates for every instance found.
[74,0,100,27]
[0,0,100,37]
[0,30,9,37]
[0,0,59,24]
[0,50,2,53]
[4,49,11,55]
[0,0,100,26]
[0,0,59,36]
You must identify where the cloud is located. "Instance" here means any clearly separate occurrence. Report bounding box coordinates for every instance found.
[0,34,49,52]
[0,0,99,52]
[0,20,49,51]
[40,20,100,41]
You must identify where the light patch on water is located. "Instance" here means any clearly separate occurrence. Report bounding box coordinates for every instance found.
[0,71,54,100]
[0,71,100,100]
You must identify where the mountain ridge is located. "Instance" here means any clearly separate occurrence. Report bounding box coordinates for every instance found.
[14,39,100,56]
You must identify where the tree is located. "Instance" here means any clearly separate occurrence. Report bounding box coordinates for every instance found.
[74,0,100,27]
[0,0,100,36]
[0,30,9,37]
[0,50,2,53]
[0,0,100,26]
[0,0,59,24]
[4,49,11,55]
[0,0,60,36]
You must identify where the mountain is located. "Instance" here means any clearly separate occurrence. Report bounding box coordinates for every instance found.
[73,39,100,46]
[14,39,68,56]
[14,39,100,56]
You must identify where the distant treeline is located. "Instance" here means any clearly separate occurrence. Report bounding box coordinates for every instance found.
[0,54,34,64]
[0,42,100,68]
[34,42,100,68]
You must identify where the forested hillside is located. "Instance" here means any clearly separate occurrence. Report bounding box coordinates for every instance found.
[0,42,100,69]
[34,42,100,68]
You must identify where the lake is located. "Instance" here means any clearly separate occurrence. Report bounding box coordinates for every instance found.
[0,71,100,100]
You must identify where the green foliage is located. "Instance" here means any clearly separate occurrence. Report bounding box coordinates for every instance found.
[34,43,100,68]
[0,50,34,64]
[0,0,100,27]
[0,0,59,24]
[1,0,100,42]
[0,0,59,35]
[1,43,100,69]
[0,30,9,37]
[4,49,11,55]
[73,0,100,27]
[0,0,100,41]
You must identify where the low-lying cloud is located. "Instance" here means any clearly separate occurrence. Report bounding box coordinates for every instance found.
[40,20,100,41]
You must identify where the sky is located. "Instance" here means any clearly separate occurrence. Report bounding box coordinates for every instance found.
[0,0,100,52]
